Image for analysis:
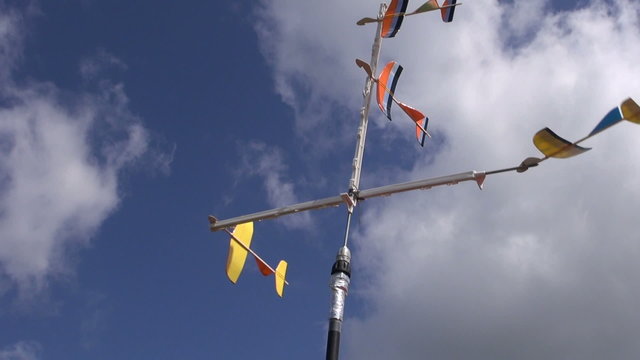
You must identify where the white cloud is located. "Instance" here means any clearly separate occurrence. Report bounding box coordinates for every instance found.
[237,141,312,229]
[0,5,167,297]
[256,0,640,358]
[0,341,40,360]
[79,48,128,81]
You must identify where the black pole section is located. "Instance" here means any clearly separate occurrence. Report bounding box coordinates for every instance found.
[326,246,351,360]
[326,318,341,360]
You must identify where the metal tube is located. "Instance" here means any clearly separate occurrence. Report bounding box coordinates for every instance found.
[348,3,387,194]
[209,194,345,231]
[209,170,492,231]
[356,170,487,200]
[342,212,353,247]
[326,318,342,360]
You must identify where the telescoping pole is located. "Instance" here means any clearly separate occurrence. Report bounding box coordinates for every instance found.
[326,246,352,360]
[326,3,386,360]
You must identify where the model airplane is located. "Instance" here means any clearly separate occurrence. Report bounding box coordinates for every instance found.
[522,98,640,169]
[209,217,288,297]
[210,97,640,232]
[356,58,431,146]
[357,0,461,38]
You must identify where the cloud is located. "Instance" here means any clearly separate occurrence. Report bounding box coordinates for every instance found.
[79,48,128,81]
[79,291,111,349]
[254,0,375,152]
[256,0,640,358]
[237,141,312,229]
[0,341,40,360]
[0,4,168,298]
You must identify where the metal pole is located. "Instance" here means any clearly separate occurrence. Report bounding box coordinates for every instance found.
[325,246,352,360]
[210,167,526,230]
[327,4,386,360]
[348,3,386,195]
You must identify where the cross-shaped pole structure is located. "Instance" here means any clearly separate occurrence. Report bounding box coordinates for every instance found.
[208,1,640,359]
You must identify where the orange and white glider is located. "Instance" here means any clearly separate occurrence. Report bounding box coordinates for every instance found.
[357,0,461,35]
[356,58,431,146]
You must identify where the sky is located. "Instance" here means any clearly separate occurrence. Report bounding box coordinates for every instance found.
[1,0,640,359]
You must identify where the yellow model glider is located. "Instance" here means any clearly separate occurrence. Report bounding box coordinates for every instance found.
[532,98,640,160]
[209,217,289,297]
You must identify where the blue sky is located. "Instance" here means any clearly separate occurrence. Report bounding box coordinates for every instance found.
[2,0,640,359]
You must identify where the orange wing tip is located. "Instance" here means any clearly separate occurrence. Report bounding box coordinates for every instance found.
[275,260,288,298]
[533,127,591,159]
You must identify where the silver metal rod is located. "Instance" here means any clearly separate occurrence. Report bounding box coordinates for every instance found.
[348,3,386,194]
[356,170,487,200]
[209,170,492,231]
[485,166,522,175]
[342,212,353,247]
[209,194,346,231]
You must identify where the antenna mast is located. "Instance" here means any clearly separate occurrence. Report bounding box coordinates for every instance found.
[327,5,386,358]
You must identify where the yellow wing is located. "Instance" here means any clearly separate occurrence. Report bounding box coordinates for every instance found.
[533,127,590,159]
[225,222,254,283]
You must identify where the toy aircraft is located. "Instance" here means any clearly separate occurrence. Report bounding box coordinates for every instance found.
[357,0,461,37]
[356,58,431,146]
[210,97,640,232]
[209,217,288,297]
[518,98,640,170]
[209,97,639,302]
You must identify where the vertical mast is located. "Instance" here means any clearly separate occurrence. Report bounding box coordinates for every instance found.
[327,4,386,360]
[348,3,387,196]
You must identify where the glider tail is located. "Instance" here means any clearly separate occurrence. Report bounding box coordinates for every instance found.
[441,0,457,22]
[253,256,288,297]
[621,98,640,124]
[588,98,640,137]
[417,117,430,146]
[275,260,288,297]
[398,102,430,146]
